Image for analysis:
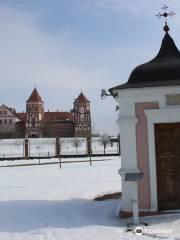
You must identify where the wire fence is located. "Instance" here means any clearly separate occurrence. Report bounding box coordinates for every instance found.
[0,156,119,168]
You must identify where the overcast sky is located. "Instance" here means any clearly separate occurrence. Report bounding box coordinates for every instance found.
[0,0,180,135]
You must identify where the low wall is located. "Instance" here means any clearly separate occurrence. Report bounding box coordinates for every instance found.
[0,137,120,159]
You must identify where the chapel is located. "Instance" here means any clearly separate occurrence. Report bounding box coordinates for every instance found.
[110,10,180,215]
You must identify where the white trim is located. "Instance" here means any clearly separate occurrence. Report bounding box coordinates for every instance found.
[116,85,180,111]
[145,108,180,211]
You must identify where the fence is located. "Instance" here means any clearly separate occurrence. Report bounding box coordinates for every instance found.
[0,137,120,160]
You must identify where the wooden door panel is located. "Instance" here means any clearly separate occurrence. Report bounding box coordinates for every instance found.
[155,123,180,210]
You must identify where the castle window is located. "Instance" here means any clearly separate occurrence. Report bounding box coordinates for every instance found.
[4,119,7,124]
[80,107,84,113]
[0,111,2,115]
[0,120,2,124]
[79,125,82,131]
[9,119,12,124]
[4,111,7,115]
[83,124,87,130]
[80,115,84,121]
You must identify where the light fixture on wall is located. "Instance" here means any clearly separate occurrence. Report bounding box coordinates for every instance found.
[101,89,118,100]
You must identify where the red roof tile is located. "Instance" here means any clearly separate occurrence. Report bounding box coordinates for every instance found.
[26,88,43,103]
[16,112,27,121]
[44,112,73,122]
[76,92,90,103]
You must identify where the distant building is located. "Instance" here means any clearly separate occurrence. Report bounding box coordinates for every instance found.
[0,89,91,138]
[0,105,21,138]
[73,92,91,137]
[25,88,45,137]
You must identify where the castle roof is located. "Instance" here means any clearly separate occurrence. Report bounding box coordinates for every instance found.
[26,88,43,103]
[16,111,74,122]
[16,112,27,121]
[44,112,73,122]
[109,32,180,92]
[75,92,90,103]
[0,104,16,114]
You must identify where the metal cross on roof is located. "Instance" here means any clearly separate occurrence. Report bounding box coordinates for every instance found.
[156,5,175,32]
[162,4,168,12]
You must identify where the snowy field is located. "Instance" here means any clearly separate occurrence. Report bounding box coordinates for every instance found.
[0,157,180,240]
[0,156,115,167]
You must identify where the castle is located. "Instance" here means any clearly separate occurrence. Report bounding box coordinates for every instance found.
[0,88,91,138]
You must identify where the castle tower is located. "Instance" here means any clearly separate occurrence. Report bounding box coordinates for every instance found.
[26,88,44,137]
[73,92,91,137]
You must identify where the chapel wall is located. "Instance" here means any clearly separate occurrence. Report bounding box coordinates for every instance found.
[135,102,159,209]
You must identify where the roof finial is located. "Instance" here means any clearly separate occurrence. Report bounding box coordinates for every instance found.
[156,5,175,32]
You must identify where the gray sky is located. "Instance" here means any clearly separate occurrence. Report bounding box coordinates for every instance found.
[0,1,180,135]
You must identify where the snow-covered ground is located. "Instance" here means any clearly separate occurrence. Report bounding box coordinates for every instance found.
[0,156,115,167]
[0,157,179,240]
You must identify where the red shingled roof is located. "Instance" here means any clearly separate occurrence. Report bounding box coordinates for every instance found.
[16,112,27,121]
[76,92,90,103]
[44,112,73,122]
[27,88,43,103]
[16,112,73,122]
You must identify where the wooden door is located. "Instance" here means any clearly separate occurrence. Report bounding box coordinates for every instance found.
[155,123,180,210]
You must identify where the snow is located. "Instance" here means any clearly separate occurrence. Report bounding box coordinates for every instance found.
[0,157,179,239]
[0,156,114,167]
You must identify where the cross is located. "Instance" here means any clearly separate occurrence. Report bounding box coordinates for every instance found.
[162,4,168,12]
[156,5,175,32]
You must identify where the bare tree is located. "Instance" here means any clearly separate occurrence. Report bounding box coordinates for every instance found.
[72,138,82,155]
[99,133,110,155]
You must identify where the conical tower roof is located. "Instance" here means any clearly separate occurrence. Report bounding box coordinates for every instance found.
[26,88,43,103]
[75,92,90,103]
[109,32,180,91]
